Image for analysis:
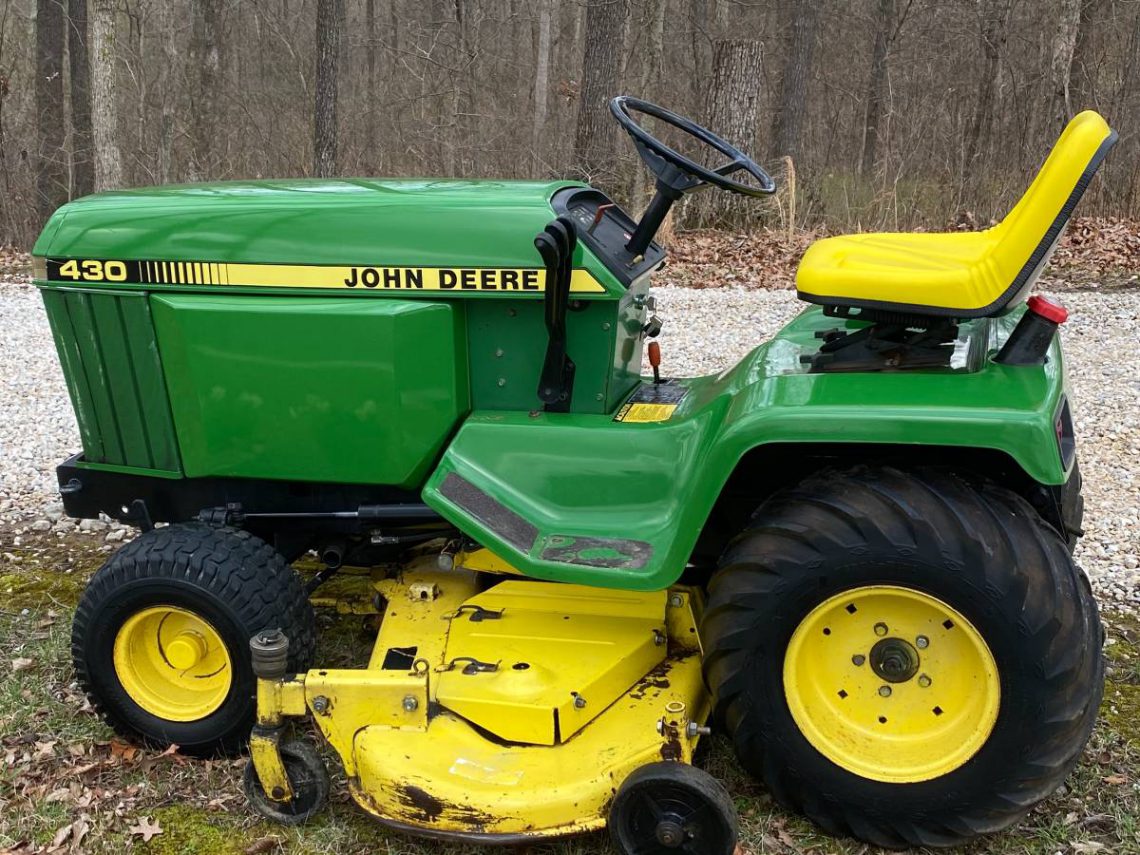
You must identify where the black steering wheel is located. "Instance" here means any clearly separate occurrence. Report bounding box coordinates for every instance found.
[610,96,776,197]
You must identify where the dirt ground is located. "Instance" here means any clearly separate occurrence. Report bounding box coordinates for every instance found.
[0,526,1138,855]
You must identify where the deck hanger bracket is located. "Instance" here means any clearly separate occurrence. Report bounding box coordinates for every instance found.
[534,217,578,412]
[438,656,501,675]
[447,604,505,622]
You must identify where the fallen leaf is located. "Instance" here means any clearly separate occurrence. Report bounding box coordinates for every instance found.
[109,739,139,763]
[1071,843,1106,854]
[128,816,163,843]
[11,658,33,672]
[244,838,280,855]
[35,740,57,758]
[1102,773,1128,785]
[47,822,72,851]
[70,816,89,852]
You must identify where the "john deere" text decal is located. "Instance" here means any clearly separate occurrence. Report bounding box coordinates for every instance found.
[38,258,607,294]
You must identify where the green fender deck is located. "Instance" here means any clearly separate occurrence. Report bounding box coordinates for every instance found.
[423,306,1070,590]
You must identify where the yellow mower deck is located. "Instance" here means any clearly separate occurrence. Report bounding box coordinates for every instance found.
[252,552,711,840]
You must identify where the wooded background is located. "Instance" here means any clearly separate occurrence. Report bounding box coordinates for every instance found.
[10,0,1140,248]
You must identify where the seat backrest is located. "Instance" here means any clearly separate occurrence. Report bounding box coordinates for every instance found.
[989,110,1116,312]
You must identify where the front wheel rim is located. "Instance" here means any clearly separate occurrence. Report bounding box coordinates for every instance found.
[783,585,1000,784]
[113,606,233,722]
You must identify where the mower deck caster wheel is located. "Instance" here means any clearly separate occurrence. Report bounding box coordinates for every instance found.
[243,741,329,825]
[609,762,738,854]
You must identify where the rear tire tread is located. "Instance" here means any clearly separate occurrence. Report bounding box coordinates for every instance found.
[702,466,1102,849]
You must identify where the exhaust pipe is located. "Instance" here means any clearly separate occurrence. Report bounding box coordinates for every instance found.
[320,539,347,570]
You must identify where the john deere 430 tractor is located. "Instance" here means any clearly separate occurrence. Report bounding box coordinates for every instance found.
[34,97,1112,851]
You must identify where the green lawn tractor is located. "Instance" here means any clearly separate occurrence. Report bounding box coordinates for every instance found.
[33,97,1113,852]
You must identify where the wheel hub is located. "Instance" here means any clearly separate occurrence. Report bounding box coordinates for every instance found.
[870,637,919,683]
[112,606,233,722]
[165,630,210,670]
[782,585,1000,783]
[655,817,685,847]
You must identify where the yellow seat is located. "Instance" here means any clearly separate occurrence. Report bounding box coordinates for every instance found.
[797,111,1117,318]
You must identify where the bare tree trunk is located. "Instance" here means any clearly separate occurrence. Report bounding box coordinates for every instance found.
[572,0,627,185]
[36,0,66,221]
[157,0,177,183]
[1070,0,1104,111]
[690,39,763,227]
[770,0,819,159]
[1117,8,1140,209]
[637,0,665,97]
[964,0,1012,166]
[67,0,94,197]
[631,0,666,209]
[365,0,377,167]
[188,0,221,180]
[314,0,343,177]
[1050,0,1082,128]
[532,0,552,164]
[860,0,894,176]
[450,0,475,175]
[90,0,122,191]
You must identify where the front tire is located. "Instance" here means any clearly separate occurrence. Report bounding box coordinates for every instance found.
[702,466,1102,848]
[72,523,316,756]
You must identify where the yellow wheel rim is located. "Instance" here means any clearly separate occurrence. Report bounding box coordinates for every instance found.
[783,585,999,784]
[113,606,233,722]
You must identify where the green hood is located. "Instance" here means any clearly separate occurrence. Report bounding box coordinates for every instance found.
[34,178,584,269]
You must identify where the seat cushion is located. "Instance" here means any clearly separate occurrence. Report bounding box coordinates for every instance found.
[796,111,1115,320]
[796,230,1006,316]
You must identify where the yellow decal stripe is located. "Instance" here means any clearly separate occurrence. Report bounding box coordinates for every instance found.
[212,263,607,294]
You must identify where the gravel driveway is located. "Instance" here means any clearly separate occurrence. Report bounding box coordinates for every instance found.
[1,279,1137,605]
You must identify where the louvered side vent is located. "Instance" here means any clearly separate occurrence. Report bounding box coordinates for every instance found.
[41,289,181,473]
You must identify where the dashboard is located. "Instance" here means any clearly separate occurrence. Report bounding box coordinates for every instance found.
[551,187,667,286]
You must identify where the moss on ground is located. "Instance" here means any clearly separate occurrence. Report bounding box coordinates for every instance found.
[141,806,251,855]
[0,568,90,609]
[1103,611,1140,748]
[0,527,107,609]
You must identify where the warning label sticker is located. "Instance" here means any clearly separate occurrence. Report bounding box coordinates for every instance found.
[614,381,689,423]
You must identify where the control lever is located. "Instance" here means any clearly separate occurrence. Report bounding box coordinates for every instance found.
[534,217,578,412]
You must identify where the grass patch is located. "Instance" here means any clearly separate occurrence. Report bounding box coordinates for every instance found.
[1,533,1138,854]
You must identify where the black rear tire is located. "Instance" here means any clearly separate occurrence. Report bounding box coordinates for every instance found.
[72,523,316,756]
[702,466,1102,849]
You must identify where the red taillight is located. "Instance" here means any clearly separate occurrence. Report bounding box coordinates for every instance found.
[1027,295,1069,324]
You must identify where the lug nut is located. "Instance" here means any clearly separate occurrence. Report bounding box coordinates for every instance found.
[918,674,932,688]
[878,685,892,697]
[669,593,684,608]
[852,654,866,666]
[686,722,712,738]
[574,695,587,709]
[312,695,330,714]
[916,635,929,649]
[874,622,888,637]
[402,695,419,712]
